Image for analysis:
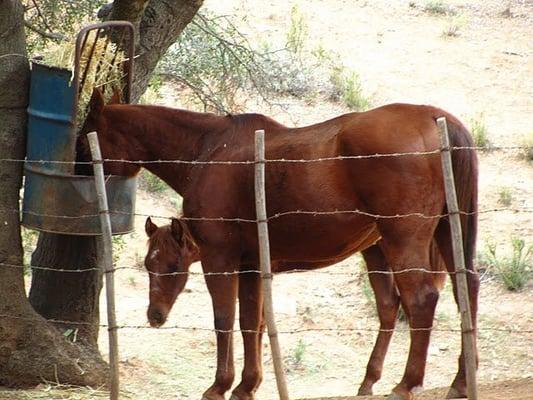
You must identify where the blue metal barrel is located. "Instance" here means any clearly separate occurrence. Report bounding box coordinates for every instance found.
[26,62,76,174]
[22,61,136,235]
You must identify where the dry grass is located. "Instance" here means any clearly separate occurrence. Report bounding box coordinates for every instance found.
[40,30,125,124]
[0,384,111,400]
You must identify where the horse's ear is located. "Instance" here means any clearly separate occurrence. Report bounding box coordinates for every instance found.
[145,217,158,237]
[170,218,185,244]
[109,86,122,104]
[89,88,105,116]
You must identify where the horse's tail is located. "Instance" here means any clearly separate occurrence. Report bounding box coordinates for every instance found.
[433,113,479,318]
[444,116,478,275]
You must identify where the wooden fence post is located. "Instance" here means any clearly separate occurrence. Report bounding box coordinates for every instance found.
[254,129,290,400]
[87,132,120,400]
[437,117,478,400]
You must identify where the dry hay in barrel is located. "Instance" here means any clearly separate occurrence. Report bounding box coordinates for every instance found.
[40,29,125,126]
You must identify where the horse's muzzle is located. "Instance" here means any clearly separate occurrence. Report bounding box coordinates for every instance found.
[147,308,166,328]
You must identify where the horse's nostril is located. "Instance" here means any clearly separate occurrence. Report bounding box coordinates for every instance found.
[148,309,165,327]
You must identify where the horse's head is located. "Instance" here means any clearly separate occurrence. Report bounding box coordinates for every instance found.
[144,217,200,327]
[76,87,141,176]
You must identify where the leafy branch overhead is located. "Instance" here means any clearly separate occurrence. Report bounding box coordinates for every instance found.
[22,1,369,114]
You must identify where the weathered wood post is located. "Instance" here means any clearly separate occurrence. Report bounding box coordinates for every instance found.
[87,131,120,400]
[437,117,478,400]
[254,129,290,400]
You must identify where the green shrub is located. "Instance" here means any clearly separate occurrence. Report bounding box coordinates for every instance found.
[423,1,455,15]
[469,113,490,148]
[158,12,318,112]
[519,133,533,162]
[497,187,513,207]
[139,170,169,193]
[484,239,532,291]
[286,5,308,55]
[288,338,307,370]
[330,67,371,111]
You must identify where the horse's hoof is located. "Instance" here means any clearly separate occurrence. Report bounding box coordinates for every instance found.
[230,392,254,400]
[357,386,373,396]
[387,393,405,400]
[446,387,467,399]
[387,391,413,400]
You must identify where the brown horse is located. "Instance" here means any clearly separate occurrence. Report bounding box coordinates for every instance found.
[143,216,447,397]
[143,217,201,328]
[79,89,479,400]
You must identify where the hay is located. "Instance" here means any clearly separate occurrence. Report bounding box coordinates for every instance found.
[40,29,126,126]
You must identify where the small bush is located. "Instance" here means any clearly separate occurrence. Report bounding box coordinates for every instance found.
[469,113,490,148]
[423,1,455,16]
[158,11,319,112]
[330,67,371,111]
[286,5,308,55]
[519,133,533,162]
[497,187,513,207]
[288,338,307,370]
[139,170,169,193]
[485,239,532,291]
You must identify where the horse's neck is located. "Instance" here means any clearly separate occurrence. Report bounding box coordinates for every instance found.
[107,105,227,195]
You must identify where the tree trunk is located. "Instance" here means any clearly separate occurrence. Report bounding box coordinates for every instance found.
[27,0,203,357]
[110,0,204,102]
[29,235,102,349]
[0,0,107,388]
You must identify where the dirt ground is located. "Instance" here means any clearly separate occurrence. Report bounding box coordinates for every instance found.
[4,0,532,399]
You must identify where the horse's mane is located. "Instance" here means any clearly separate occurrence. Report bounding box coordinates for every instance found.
[228,112,287,132]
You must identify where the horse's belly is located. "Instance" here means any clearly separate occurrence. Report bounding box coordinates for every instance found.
[268,216,380,264]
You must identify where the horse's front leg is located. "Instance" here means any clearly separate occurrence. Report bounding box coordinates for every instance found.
[231,269,264,400]
[202,254,239,400]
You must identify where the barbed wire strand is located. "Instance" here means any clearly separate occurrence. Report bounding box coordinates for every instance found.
[0,144,531,166]
[0,261,482,276]
[0,313,531,335]
[1,206,532,225]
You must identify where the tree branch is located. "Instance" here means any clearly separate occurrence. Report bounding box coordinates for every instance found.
[30,0,53,33]
[23,20,67,41]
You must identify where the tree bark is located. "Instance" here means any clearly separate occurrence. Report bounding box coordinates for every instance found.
[27,0,203,363]
[28,0,203,347]
[110,0,204,102]
[29,235,102,349]
[0,0,107,388]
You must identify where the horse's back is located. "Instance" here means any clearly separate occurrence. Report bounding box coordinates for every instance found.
[184,103,465,265]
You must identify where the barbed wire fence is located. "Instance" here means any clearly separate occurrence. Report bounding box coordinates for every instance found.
[0,126,531,399]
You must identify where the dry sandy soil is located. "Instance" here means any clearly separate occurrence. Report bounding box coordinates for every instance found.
[2,0,532,399]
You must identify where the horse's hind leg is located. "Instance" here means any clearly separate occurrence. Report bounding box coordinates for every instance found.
[378,220,440,400]
[434,221,479,399]
[358,244,400,396]
[231,269,264,400]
